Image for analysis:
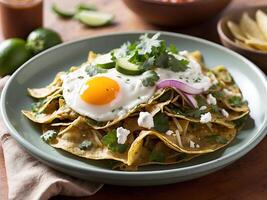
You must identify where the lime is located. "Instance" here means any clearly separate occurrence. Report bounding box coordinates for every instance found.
[52,3,75,19]
[0,38,32,76]
[74,10,114,27]
[27,28,62,54]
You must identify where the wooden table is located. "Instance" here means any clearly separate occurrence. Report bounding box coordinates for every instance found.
[1,0,267,199]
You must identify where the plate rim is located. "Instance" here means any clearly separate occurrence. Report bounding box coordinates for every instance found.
[1,30,267,178]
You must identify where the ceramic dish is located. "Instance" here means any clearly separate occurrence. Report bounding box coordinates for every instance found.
[217,6,267,71]
[123,0,232,27]
[1,31,267,186]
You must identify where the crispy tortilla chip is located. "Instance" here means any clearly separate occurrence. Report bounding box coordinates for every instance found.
[28,72,64,98]
[22,106,78,124]
[240,12,267,41]
[256,10,267,39]
[227,21,247,42]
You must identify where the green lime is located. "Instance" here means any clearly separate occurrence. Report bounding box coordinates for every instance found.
[52,3,75,19]
[0,38,32,76]
[27,28,62,54]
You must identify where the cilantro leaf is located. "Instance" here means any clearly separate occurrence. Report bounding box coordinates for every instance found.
[142,70,160,87]
[85,64,107,76]
[153,112,169,132]
[233,115,248,129]
[102,129,127,153]
[136,33,162,55]
[79,140,93,150]
[31,98,47,112]
[195,95,207,107]
[41,130,57,143]
[149,150,166,162]
[155,52,169,68]
[205,135,228,144]
[168,44,178,54]
[228,96,247,107]
[168,55,189,72]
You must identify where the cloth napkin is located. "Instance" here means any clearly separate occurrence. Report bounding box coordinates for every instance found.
[0,77,103,200]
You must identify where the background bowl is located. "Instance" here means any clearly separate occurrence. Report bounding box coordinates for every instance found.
[217,6,267,71]
[123,0,232,27]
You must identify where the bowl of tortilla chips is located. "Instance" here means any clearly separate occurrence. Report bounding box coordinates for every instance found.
[218,7,267,71]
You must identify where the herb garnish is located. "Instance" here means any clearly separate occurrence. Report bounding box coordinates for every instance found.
[153,112,169,132]
[41,130,57,143]
[85,64,107,76]
[142,70,160,87]
[31,98,47,112]
[228,96,247,107]
[112,33,189,73]
[102,129,127,153]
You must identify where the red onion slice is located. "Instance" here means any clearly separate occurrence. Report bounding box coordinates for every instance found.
[156,79,203,95]
[183,93,198,108]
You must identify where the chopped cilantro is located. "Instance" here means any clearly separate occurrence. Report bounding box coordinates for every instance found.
[233,115,248,128]
[31,98,47,112]
[168,44,178,54]
[168,55,188,72]
[102,129,127,153]
[175,106,205,118]
[111,33,189,75]
[85,64,107,76]
[153,112,169,132]
[228,96,247,107]
[211,105,220,113]
[212,91,224,99]
[136,33,162,55]
[79,140,93,150]
[195,95,207,107]
[155,52,169,68]
[158,90,172,102]
[142,70,160,87]
[149,150,166,162]
[205,135,228,144]
[78,76,84,79]
[41,130,57,143]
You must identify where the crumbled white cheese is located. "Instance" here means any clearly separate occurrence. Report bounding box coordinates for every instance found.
[221,109,229,118]
[137,112,154,129]
[199,106,207,111]
[189,140,195,148]
[165,130,174,136]
[223,89,241,97]
[116,127,130,144]
[207,94,217,105]
[200,112,212,124]
[209,73,218,85]
[196,144,200,148]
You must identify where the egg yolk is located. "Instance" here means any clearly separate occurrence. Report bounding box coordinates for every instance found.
[80,77,120,105]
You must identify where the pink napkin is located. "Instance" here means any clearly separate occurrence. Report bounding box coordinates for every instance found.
[0,77,103,200]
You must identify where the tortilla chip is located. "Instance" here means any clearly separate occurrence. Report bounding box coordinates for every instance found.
[256,10,267,39]
[240,12,267,41]
[28,72,64,98]
[227,21,247,41]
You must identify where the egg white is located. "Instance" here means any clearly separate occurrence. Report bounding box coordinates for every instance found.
[62,54,211,121]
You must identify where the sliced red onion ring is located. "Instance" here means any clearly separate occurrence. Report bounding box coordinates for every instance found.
[156,79,203,95]
[183,93,198,108]
[172,89,198,108]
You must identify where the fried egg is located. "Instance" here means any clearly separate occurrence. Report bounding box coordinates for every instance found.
[62,54,211,121]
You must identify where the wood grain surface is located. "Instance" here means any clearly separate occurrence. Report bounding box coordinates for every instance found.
[0,0,267,199]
